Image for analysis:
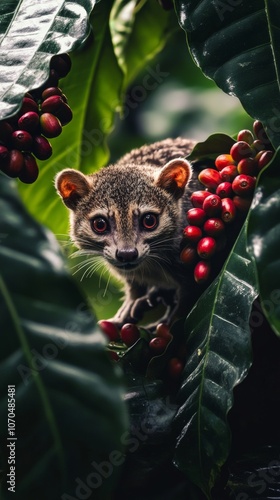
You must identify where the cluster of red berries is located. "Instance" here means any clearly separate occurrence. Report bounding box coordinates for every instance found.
[181,121,274,284]
[98,320,185,381]
[0,53,72,183]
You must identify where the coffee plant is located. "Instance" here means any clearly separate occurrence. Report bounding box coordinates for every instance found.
[1,1,280,500]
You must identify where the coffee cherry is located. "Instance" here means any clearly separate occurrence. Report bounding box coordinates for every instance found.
[230,141,252,162]
[41,95,65,114]
[18,111,40,133]
[203,218,225,236]
[18,153,39,183]
[252,139,265,153]
[20,96,38,114]
[233,196,252,213]
[0,145,9,163]
[257,150,274,171]
[180,245,197,264]
[232,174,256,196]
[149,336,169,355]
[202,194,222,216]
[98,320,120,341]
[155,323,172,340]
[197,237,216,259]
[12,130,33,151]
[50,53,72,78]
[120,323,140,346]
[221,197,236,223]
[215,153,235,170]
[187,208,206,226]
[32,135,52,160]
[237,129,254,145]
[216,181,233,199]
[168,357,184,379]
[253,120,269,145]
[41,87,63,101]
[237,157,256,176]
[198,168,221,191]
[194,261,211,283]
[183,225,202,242]
[190,190,211,208]
[4,150,24,177]
[220,165,238,182]
[40,113,62,138]
[0,121,13,143]
[54,102,73,126]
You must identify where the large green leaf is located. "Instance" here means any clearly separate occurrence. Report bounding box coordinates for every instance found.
[0,0,96,120]
[174,0,280,148]
[173,221,258,498]
[247,147,280,335]
[0,171,128,499]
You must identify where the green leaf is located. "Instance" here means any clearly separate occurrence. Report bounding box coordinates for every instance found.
[187,133,235,162]
[247,147,280,335]
[18,0,124,236]
[174,1,280,148]
[0,0,96,120]
[0,172,128,499]
[173,220,258,498]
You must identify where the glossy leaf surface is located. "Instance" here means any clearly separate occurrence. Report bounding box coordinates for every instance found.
[0,171,128,499]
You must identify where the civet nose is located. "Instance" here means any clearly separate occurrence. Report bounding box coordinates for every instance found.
[116,248,138,263]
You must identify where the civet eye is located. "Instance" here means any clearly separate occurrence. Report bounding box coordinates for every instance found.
[91,216,109,234]
[141,213,158,231]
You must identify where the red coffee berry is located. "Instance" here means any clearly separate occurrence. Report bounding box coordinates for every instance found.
[230,141,253,162]
[237,129,254,145]
[18,111,40,133]
[149,336,169,355]
[257,150,274,171]
[253,120,269,144]
[187,208,206,226]
[18,153,39,184]
[42,87,63,101]
[20,96,38,114]
[221,198,236,223]
[180,245,197,264]
[233,195,252,213]
[0,145,9,163]
[183,225,202,242]
[168,357,184,379]
[156,323,172,341]
[194,261,211,284]
[202,194,222,216]
[41,95,65,114]
[4,150,24,177]
[120,323,140,346]
[50,53,72,78]
[198,168,221,191]
[98,320,120,341]
[237,157,257,176]
[220,165,238,182]
[40,113,62,138]
[0,121,14,142]
[216,181,233,198]
[215,153,235,171]
[12,130,33,151]
[190,190,211,208]
[252,139,265,153]
[54,102,73,126]
[232,174,256,196]
[197,237,216,259]
[32,135,52,160]
[203,218,225,236]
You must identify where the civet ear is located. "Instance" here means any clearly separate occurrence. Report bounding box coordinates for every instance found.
[55,169,91,209]
[156,158,192,199]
